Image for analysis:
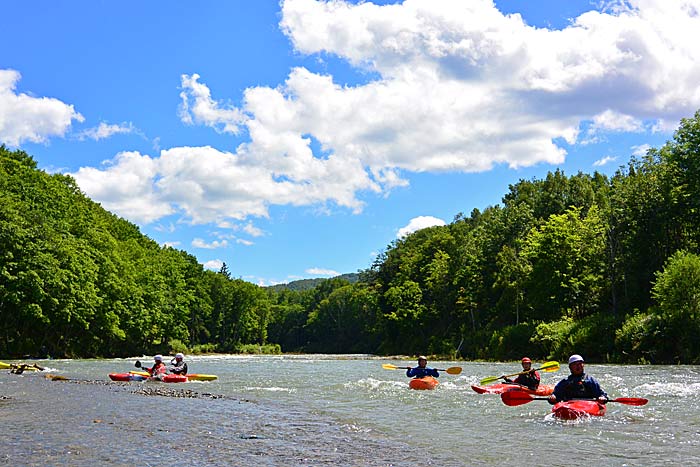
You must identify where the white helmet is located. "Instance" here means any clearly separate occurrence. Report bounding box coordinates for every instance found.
[154,354,163,362]
[175,353,184,360]
[568,354,584,365]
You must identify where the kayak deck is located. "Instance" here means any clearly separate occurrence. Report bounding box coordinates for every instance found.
[409,376,439,390]
[552,400,607,420]
[471,383,554,396]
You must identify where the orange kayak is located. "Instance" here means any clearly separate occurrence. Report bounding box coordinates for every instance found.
[409,376,439,390]
[471,383,554,396]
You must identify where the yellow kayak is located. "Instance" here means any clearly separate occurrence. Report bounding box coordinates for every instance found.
[129,370,218,381]
[0,361,43,372]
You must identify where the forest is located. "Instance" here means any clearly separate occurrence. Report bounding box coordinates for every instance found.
[2,111,700,363]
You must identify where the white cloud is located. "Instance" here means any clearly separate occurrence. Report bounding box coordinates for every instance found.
[203,259,224,270]
[593,155,617,167]
[69,1,700,227]
[179,73,247,134]
[192,238,229,249]
[236,238,254,246]
[306,267,340,276]
[0,69,83,146]
[77,122,137,141]
[242,222,264,237]
[631,143,651,156]
[70,151,174,223]
[592,110,644,133]
[162,241,181,248]
[397,215,446,238]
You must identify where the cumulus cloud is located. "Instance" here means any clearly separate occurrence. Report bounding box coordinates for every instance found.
[397,215,447,238]
[70,0,700,227]
[203,259,224,270]
[179,73,247,134]
[70,151,174,223]
[0,69,84,146]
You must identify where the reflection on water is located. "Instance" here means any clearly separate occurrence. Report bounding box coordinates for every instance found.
[1,356,698,466]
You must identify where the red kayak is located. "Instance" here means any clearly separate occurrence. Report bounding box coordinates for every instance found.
[409,376,439,390]
[108,373,186,383]
[109,372,147,382]
[471,383,554,396]
[552,400,606,420]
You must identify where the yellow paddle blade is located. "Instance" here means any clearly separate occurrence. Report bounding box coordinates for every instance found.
[382,364,399,370]
[539,361,560,372]
[479,375,502,385]
[446,366,462,375]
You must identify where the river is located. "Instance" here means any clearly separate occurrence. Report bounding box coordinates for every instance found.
[1,355,697,466]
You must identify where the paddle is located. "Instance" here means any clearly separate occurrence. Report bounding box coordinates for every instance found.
[381,363,462,375]
[479,361,560,386]
[500,391,649,407]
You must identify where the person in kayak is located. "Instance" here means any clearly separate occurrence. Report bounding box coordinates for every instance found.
[168,353,188,375]
[145,354,167,380]
[503,357,540,390]
[406,356,439,378]
[548,354,608,404]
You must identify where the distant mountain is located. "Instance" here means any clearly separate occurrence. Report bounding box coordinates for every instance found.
[267,273,360,292]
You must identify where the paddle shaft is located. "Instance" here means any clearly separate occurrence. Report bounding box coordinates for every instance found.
[391,366,451,371]
[502,392,648,406]
[503,362,558,379]
[479,361,559,385]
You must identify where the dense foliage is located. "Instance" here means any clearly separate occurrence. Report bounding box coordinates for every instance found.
[2,110,700,363]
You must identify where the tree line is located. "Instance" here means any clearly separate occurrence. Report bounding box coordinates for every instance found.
[2,111,700,363]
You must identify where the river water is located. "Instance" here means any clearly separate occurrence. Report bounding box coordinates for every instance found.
[1,355,697,466]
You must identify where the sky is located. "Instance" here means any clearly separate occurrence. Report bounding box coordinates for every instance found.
[2,0,700,286]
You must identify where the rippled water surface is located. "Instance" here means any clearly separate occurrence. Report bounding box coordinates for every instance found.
[1,355,698,466]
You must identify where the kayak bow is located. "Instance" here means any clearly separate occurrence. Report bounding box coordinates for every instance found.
[552,400,606,420]
[409,376,439,390]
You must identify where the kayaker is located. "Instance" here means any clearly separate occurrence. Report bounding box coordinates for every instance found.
[406,356,439,378]
[503,357,540,390]
[145,355,167,380]
[548,354,608,404]
[168,353,188,375]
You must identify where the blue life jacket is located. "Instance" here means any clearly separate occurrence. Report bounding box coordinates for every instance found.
[553,373,607,401]
[406,367,439,378]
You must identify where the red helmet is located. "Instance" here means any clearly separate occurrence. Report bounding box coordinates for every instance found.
[521,357,531,363]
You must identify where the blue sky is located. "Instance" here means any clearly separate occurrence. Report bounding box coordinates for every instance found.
[2,0,698,285]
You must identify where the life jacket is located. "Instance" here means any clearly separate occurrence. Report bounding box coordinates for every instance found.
[514,371,540,390]
[149,362,167,376]
[562,374,595,399]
